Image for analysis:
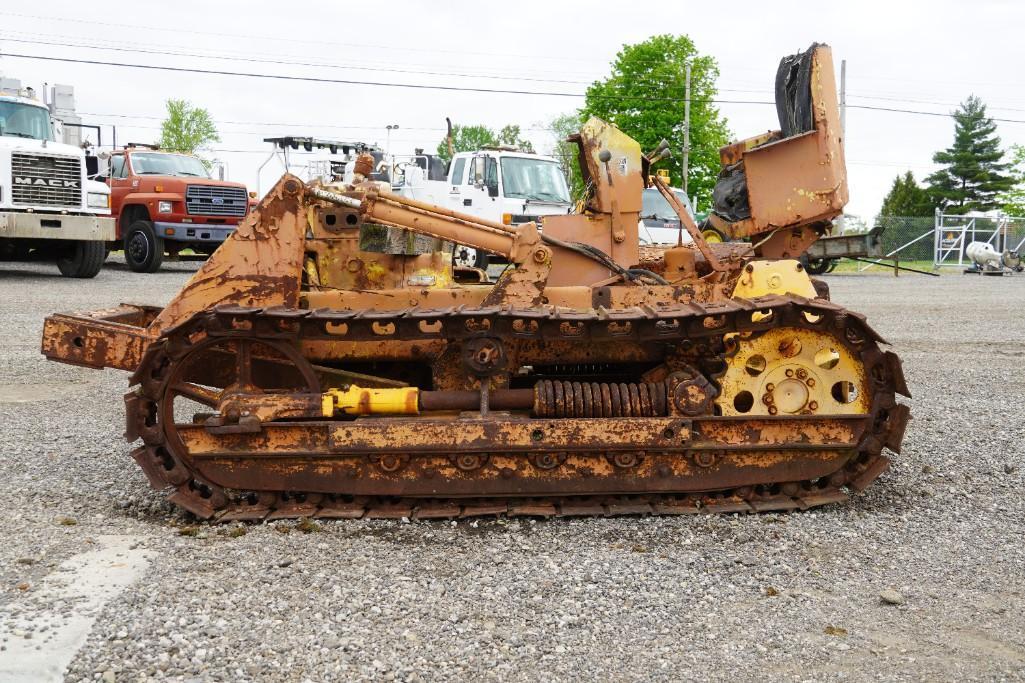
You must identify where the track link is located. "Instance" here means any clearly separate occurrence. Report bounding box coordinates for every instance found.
[126,293,910,521]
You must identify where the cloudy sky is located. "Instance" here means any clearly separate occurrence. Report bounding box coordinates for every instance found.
[2,0,1022,219]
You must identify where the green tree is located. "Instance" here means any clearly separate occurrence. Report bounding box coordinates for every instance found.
[158,99,220,156]
[435,124,498,163]
[497,124,534,153]
[547,112,586,201]
[926,96,1013,214]
[581,34,730,208]
[1000,143,1025,216]
[879,171,934,217]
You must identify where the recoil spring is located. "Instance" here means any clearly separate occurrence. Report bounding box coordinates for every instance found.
[534,380,668,418]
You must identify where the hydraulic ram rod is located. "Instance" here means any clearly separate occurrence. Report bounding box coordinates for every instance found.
[309,186,524,260]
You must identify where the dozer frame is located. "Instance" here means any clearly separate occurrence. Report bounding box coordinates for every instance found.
[41,45,909,520]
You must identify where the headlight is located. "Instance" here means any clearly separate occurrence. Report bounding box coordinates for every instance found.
[87,192,109,209]
[158,201,173,214]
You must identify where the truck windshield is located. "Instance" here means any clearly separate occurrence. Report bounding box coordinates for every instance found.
[500,157,570,203]
[641,188,692,220]
[0,100,54,141]
[130,152,209,178]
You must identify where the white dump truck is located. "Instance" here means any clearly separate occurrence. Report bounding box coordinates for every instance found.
[0,79,114,277]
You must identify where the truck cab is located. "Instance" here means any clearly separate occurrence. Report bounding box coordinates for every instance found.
[395,148,573,267]
[0,83,114,277]
[106,145,251,272]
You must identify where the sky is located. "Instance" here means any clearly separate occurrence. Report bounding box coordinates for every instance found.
[2,0,1023,220]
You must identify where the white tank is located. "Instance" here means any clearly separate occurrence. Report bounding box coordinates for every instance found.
[965,241,1021,270]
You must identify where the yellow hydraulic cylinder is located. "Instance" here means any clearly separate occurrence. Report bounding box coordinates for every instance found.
[322,386,420,416]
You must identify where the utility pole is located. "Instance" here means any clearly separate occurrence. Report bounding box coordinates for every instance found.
[839,59,847,139]
[682,63,691,196]
[386,124,399,159]
[386,124,400,183]
[837,59,847,234]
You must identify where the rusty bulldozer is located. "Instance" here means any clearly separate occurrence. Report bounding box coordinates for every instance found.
[41,44,909,520]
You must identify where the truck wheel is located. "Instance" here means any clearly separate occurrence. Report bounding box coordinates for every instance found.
[701,227,727,243]
[124,220,164,273]
[56,241,106,278]
[697,218,728,244]
[804,258,833,275]
[453,245,489,270]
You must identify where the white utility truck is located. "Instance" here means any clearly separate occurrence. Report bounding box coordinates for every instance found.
[391,147,573,268]
[0,78,114,277]
[268,138,574,269]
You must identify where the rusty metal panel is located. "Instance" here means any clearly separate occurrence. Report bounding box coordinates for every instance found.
[742,130,846,233]
[41,307,155,371]
[149,175,308,336]
[715,45,848,240]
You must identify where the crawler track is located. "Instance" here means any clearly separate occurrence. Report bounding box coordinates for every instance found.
[125,294,910,521]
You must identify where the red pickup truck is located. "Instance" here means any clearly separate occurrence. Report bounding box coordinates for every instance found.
[106,145,251,272]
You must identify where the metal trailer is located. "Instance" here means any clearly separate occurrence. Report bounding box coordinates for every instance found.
[802,226,884,274]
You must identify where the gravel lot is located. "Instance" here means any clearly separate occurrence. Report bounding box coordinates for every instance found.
[1,257,1023,682]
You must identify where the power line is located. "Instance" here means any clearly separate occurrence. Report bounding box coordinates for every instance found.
[10,47,1025,132]
[0,51,779,106]
[846,103,1025,124]
[847,93,1025,114]
[10,9,1025,113]
[79,111,449,131]
[0,33,779,98]
[15,24,1024,115]
[0,35,596,87]
[0,10,783,77]
[79,111,573,137]
[14,50,1025,126]
[0,10,607,65]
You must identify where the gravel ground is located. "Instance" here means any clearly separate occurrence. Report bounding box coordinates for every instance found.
[1,257,1023,682]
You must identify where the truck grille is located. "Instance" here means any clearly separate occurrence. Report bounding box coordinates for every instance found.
[186,185,248,217]
[11,153,82,208]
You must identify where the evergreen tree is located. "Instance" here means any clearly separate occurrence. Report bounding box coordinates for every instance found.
[879,171,934,216]
[926,96,1013,213]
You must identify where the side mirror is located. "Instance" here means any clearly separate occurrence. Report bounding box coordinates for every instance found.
[85,156,99,177]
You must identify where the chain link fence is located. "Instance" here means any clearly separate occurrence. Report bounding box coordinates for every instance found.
[872,216,936,263]
[856,214,1025,268]
[932,214,1025,267]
